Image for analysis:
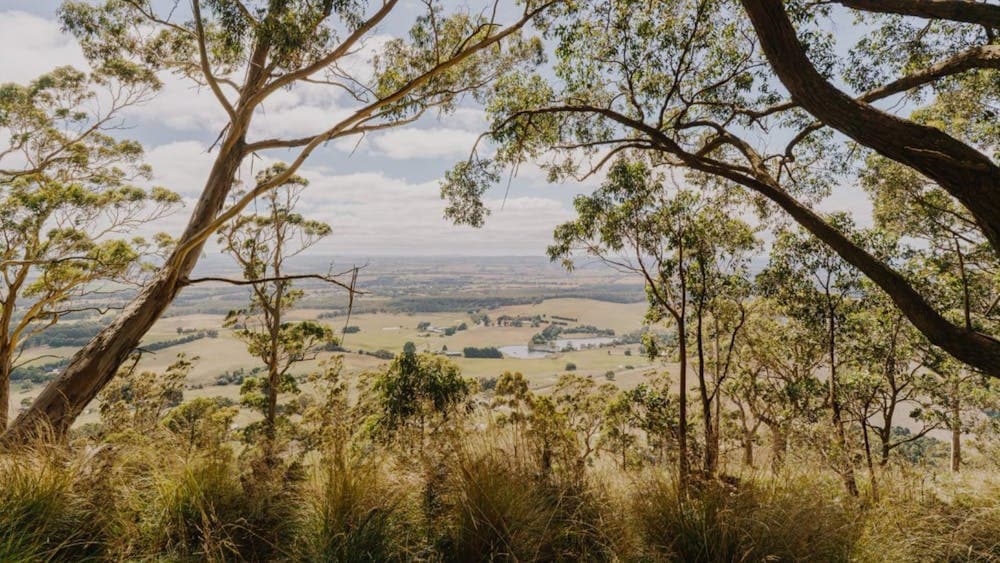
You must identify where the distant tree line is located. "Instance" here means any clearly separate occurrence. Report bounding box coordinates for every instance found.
[142,330,218,352]
[463,347,504,359]
[562,325,615,337]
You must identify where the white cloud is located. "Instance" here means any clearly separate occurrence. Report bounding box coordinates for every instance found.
[0,11,87,82]
[369,128,482,159]
[0,11,573,256]
[293,169,574,255]
[817,184,874,227]
[128,76,231,132]
[145,141,217,197]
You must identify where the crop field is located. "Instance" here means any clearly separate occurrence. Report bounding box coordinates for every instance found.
[11,296,663,427]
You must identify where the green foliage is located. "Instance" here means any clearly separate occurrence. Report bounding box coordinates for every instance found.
[0,64,180,424]
[462,346,503,359]
[219,177,337,456]
[98,354,195,440]
[294,452,408,562]
[629,471,860,562]
[0,454,105,561]
[363,350,474,445]
[433,443,619,562]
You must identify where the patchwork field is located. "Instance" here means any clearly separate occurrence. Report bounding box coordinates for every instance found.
[10,296,669,427]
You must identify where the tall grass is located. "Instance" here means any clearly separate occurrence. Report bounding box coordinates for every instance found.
[294,452,410,562]
[1,440,998,561]
[0,449,104,562]
[853,476,1000,562]
[627,469,860,562]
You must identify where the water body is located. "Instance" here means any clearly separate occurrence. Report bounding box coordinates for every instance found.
[498,337,615,359]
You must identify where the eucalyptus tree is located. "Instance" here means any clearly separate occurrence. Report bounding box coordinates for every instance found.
[548,160,699,482]
[685,200,757,474]
[8,0,558,442]
[919,349,993,472]
[363,347,473,453]
[216,165,338,464]
[551,372,616,471]
[758,216,866,495]
[443,0,1000,377]
[842,285,938,470]
[729,308,827,471]
[862,147,999,473]
[623,375,683,466]
[0,67,179,430]
[548,159,756,478]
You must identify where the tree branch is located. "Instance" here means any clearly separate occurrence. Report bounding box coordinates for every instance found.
[192,0,237,120]
[182,272,364,295]
[740,0,1000,255]
[834,0,1000,28]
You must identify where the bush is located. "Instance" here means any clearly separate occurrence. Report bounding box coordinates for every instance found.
[565,362,577,371]
[294,454,408,561]
[0,453,106,561]
[629,471,859,562]
[435,445,618,561]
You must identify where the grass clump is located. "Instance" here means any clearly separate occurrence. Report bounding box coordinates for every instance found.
[628,470,859,562]
[293,452,410,562]
[0,451,105,562]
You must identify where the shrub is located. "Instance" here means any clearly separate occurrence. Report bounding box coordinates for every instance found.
[629,470,859,562]
[435,444,618,561]
[0,453,105,561]
[463,346,503,359]
[565,362,577,371]
[294,454,408,561]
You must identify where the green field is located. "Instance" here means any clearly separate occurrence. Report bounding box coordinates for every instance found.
[10,297,670,427]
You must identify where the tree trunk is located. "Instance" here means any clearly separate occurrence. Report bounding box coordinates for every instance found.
[743,430,754,467]
[3,134,249,444]
[950,399,962,473]
[0,292,16,433]
[828,312,859,496]
[678,316,689,486]
[696,303,718,474]
[0,350,10,432]
[861,421,879,500]
[767,422,787,473]
[879,429,892,467]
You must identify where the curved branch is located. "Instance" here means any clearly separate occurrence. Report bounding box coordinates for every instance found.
[512,102,1000,376]
[863,44,1000,101]
[192,0,237,120]
[741,0,1000,254]
[182,272,363,294]
[834,0,1000,27]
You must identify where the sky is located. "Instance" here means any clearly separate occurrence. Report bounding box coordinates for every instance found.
[0,1,871,258]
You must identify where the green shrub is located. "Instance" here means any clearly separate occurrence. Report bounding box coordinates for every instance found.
[435,445,617,562]
[0,453,105,562]
[294,454,408,562]
[629,470,859,562]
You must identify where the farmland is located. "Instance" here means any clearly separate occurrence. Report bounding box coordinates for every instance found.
[9,257,661,426]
